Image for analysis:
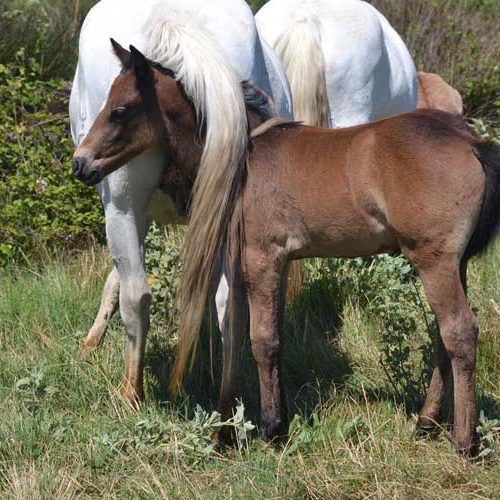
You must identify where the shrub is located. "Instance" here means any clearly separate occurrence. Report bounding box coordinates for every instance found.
[371,0,500,121]
[0,58,104,265]
[0,0,96,80]
[304,256,434,411]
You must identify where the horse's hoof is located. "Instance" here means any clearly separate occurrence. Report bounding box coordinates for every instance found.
[82,339,101,353]
[447,431,479,458]
[415,417,441,440]
[120,385,143,409]
[82,332,105,353]
[260,418,286,444]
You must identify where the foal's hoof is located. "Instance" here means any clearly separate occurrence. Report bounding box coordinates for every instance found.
[260,418,287,444]
[213,425,237,447]
[415,417,441,440]
[445,431,479,457]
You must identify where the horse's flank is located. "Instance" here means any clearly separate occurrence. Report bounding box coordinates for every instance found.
[172,108,494,393]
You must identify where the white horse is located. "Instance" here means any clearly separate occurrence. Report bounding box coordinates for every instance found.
[255,0,417,127]
[70,0,292,404]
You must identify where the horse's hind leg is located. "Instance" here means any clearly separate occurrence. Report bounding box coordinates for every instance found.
[417,258,468,436]
[417,333,451,435]
[417,258,479,454]
[83,267,120,352]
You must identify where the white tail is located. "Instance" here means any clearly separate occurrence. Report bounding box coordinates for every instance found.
[145,9,249,392]
[273,13,329,127]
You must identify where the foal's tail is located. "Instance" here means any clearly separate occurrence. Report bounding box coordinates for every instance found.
[465,141,500,260]
[273,13,329,127]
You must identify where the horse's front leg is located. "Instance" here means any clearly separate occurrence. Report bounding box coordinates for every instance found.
[100,156,163,405]
[83,267,120,351]
[244,246,288,442]
[105,208,152,405]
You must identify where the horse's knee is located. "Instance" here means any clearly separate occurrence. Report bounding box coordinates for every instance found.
[119,277,151,330]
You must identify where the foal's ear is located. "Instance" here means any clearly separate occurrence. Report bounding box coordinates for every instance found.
[129,45,150,82]
[110,38,131,68]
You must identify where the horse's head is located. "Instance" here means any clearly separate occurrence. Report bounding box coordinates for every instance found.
[73,40,196,186]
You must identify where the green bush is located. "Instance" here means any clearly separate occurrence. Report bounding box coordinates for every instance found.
[0,0,96,80]
[303,255,434,410]
[0,58,104,265]
[371,0,500,122]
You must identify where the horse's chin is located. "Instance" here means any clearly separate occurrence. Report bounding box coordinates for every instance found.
[84,160,123,185]
[81,166,105,186]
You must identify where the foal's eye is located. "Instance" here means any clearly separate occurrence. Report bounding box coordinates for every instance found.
[110,107,128,123]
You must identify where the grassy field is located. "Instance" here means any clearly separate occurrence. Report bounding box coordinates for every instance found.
[1,236,500,499]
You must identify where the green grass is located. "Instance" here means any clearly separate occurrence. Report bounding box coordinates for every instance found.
[1,241,500,498]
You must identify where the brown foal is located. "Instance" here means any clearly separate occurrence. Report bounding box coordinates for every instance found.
[74,42,500,455]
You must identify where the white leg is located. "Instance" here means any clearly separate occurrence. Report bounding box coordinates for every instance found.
[107,213,151,403]
[216,258,248,437]
[83,267,120,351]
[98,151,163,404]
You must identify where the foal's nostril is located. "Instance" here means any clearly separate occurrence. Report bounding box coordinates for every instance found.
[73,157,85,178]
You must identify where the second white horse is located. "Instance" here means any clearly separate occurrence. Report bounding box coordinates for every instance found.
[255,0,417,127]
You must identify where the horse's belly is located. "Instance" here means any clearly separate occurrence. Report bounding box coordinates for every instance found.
[298,223,397,259]
[146,189,187,225]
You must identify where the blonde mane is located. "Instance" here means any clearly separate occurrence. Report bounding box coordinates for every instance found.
[273,12,329,127]
[145,9,248,391]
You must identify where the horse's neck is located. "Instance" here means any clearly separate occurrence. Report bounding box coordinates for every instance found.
[247,108,270,132]
[164,118,202,183]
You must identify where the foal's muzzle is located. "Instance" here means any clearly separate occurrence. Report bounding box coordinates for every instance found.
[73,157,104,186]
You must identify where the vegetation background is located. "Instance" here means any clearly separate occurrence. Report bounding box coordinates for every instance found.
[0,0,500,497]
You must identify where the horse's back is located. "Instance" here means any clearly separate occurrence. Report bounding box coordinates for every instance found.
[256,0,417,126]
[71,0,261,140]
[417,72,463,115]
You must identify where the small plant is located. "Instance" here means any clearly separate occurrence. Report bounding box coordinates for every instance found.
[15,364,55,397]
[335,415,369,444]
[144,222,183,335]
[476,410,500,460]
[93,401,255,465]
[14,364,57,415]
[286,413,324,454]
